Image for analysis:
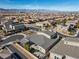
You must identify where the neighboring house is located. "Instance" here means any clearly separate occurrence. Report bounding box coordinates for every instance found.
[0,47,13,59]
[2,21,26,33]
[49,37,79,59]
[0,18,7,25]
[35,21,51,30]
[0,18,7,29]
[24,24,40,31]
[66,20,78,26]
[0,47,23,59]
[36,21,51,26]
[29,31,60,54]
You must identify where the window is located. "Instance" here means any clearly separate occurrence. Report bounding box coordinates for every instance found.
[54,56,60,59]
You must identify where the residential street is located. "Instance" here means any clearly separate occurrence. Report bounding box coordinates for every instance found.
[0,33,26,47]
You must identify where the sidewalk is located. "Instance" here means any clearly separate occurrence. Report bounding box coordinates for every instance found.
[54,25,78,37]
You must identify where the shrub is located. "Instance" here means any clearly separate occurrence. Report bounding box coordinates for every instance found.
[24,42,30,51]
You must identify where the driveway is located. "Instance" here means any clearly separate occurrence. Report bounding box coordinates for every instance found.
[0,33,26,47]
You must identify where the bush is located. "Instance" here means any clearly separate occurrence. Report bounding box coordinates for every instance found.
[24,42,30,51]
[30,48,36,53]
[69,32,75,35]
[76,21,79,28]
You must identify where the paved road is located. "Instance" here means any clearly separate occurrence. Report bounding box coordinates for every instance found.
[57,32,79,38]
[0,33,38,59]
[0,34,25,46]
[57,32,69,37]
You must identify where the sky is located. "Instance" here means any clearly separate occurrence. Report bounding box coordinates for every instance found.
[0,0,79,11]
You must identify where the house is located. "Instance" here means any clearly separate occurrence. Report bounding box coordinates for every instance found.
[35,21,51,30]
[2,21,26,33]
[66,20,78,26]
[29,31,60,54]
[24,24,40,31]
[36,31,58,39]
[49,37,79,59]
[0,47,13,59]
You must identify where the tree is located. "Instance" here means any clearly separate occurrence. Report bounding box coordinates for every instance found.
[76,21,79,28]
[30,48,36,53]
[56,20,62,24]
[24,42,30,51]
[68,24,77,35]
[61,19,67,26]
[51,21,57,28]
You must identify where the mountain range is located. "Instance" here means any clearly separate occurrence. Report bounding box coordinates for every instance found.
[0,8,79,14]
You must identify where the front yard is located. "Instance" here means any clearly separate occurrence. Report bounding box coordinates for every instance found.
[24,42,45,59]
[56,25,78,37]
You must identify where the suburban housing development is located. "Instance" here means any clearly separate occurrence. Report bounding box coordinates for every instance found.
[0,0,79,59]
[0,9,79,59]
